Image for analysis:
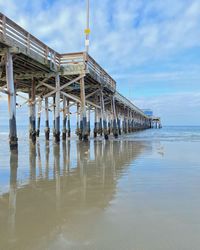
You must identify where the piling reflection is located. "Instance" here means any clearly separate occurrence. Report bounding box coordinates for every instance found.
[8,151,18,245]
[0,140,147,249]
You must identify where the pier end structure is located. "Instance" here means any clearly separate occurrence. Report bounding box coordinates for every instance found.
[142,109,162,128]
[0,12,153,149]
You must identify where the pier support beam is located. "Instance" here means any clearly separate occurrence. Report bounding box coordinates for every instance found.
[112,96,118,138]
[44,97,50,140]
[54,74,60,143]
[100,90,108,140]
[80,77,88,141]
[29,78,36,144]
[6,52,18,150]
[62,96,67,140]
[36,97,42,137]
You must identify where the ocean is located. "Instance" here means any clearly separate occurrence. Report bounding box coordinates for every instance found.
[0,126,200,250]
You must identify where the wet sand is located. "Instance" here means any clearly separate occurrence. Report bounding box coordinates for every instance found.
[0,127,200,250]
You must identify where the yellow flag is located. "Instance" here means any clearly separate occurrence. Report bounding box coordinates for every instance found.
[84,28,91,35]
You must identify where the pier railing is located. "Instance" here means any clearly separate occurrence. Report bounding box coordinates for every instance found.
[115,92,149,118]
[0,13,116,91]
[60,52,116,91]
[0,12,60,67]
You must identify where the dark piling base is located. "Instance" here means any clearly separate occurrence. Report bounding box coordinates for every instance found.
[9,136,18,151]
[62,129,67,140]
[83,134,88,141]
[104,134,109,140]
[30,130,36,144]
[114,132,118,138]
[45,128,50,141]
[36,129,40,137]
[54,132,60,143]
[94,130,97,138]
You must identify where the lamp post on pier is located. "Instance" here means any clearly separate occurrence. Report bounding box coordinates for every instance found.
[85,0,90,53]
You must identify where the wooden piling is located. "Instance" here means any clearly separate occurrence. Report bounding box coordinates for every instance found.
[87,107,91,137]
[36,97,42,137]
[67,99,71,137]
[44,97,50,140]
[76,103,81,139]
[94,107,98,138]
[100,90,108,140]
[108,113,111,135]
[128,109,131,133]
[54,74,60,143]
[117,107,121,135]
[131,113,134,132]
[112,96,118,138]
[62,95,67,140]
[80,77,88,141]
[29,78,36,144]
[53,96,56,137]
[98,108,103,136]
[6,51,18,150]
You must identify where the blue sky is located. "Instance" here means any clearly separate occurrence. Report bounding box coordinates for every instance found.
[0,0,200,125]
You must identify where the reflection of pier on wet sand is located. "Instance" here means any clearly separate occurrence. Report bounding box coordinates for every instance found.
[0,140,148,249]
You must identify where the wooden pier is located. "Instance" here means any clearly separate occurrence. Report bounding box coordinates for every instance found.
[0,12,152,150]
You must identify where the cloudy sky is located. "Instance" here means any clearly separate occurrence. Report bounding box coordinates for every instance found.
[1,0,200,125]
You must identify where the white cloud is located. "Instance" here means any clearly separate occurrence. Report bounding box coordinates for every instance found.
[1,0,200,64]
[1,0,200,124]
[134,92,200,125]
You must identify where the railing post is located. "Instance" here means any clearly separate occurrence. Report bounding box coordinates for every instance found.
[6,51,18,150]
